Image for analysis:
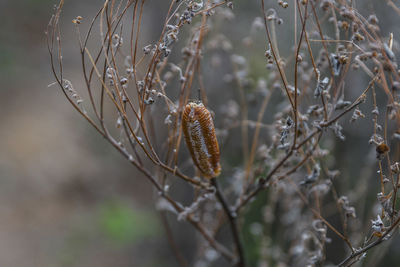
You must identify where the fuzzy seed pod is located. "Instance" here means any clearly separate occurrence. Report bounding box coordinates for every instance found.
[182,102,221,178]
[376,143,389,154]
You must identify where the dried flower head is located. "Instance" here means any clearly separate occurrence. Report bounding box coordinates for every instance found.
[376,142,389,155]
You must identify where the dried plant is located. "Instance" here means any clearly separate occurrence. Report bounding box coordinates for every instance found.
[47,0,400,266]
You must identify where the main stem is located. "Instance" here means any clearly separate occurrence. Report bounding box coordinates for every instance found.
[211,178,246,267]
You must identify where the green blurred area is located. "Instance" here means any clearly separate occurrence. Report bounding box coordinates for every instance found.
[99,201,161,244]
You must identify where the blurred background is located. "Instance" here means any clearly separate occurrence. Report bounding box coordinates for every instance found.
[0,0,167,266]
[1,0,400,266]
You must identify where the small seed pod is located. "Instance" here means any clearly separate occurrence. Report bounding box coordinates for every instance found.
[182,102,221,178]
[376,142,389,160]
[376,142,389,154]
